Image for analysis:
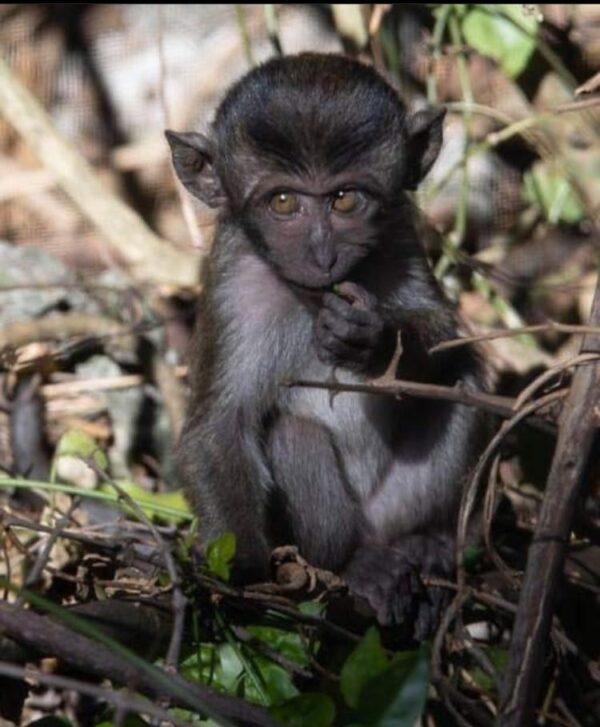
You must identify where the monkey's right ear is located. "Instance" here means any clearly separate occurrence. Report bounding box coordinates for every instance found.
[402,107,446,191]
[165,130,224,208]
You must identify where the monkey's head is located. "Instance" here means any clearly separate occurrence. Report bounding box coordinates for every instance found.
[166,53,445,290]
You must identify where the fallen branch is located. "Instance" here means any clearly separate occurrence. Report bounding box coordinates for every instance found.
[498,283,600,725]
[0,601,280,727]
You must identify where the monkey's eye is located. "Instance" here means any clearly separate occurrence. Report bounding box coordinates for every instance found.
[269,191,300,216]
[332,190,361,213]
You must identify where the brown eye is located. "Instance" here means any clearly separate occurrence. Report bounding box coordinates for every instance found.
[332,190,360,213]
[270,191,300,215]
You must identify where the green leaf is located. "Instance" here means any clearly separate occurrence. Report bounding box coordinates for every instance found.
[353,644,430,727]
[180,643,220,683]
[178,517,200,561]
[247,624,309,667]
[206,531,237,581]
[522,161,585,224]
[270,694,336,727]
[486,645,509,673]
[245,660,299,705]
[217,643,244,690]
[461,4,538,78]
[54,429,108,471]
[463,544,484,571]
[98,479,191,524]
[340,626,389,709]
[470,645,508,692]
[471,664,496,692]
[298,600,326,617]
[184,642,243,693]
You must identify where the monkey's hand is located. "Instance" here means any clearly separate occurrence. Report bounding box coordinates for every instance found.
[344,536,454,641]
[314,282,396,375]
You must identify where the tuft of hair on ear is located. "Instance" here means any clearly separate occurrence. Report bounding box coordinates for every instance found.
[165,130,224,208]
[402,107,447,191]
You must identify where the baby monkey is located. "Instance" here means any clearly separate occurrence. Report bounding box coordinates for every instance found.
[166,53,486,639]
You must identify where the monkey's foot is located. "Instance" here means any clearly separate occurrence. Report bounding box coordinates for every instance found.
[344,536,454,641]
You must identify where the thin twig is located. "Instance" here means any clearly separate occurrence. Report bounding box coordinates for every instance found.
[19,499,79,601]
[457,389,567,590]
[198,573,360,644]
[513,353,600,410]
[430,324,600,354]
[434,9,473,280]
[157,6,205,251]
[426,5,451,104]
[283,376,556,434]
[482,453,519,584]
[231,625,313,680]
[89,462,187,673]
[264,5,282,56]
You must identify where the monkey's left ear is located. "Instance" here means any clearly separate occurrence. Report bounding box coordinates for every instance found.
[402,107,446,191]
[165,130,224,208]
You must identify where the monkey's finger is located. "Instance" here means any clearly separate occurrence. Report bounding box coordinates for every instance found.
[323,293,380,326]
[335,281,377,310]
[319,310,380,346]
[317,332,371,365]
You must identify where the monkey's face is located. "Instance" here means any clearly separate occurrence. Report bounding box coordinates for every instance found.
[241,173,383,290]
[166,54,447,289]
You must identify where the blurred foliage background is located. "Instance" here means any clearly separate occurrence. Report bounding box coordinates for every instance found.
[1,4,600,727]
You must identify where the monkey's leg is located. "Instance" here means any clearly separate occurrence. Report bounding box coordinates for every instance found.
[265,415,363,572]
[344,534,455,640]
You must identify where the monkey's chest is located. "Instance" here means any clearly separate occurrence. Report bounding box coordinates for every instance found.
[285,365,397,500]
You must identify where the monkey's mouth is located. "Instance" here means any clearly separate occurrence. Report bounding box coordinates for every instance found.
[288,280,334,298]
[288,275,344,294]
[289,263,353,291]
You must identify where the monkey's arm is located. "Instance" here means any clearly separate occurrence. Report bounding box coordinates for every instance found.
[177,410,272,582]
[176,283,275,582]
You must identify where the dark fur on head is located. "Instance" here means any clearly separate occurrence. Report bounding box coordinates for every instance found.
[215,54,407,179]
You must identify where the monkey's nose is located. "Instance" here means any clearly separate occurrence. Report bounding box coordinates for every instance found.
[312,240,338,272]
